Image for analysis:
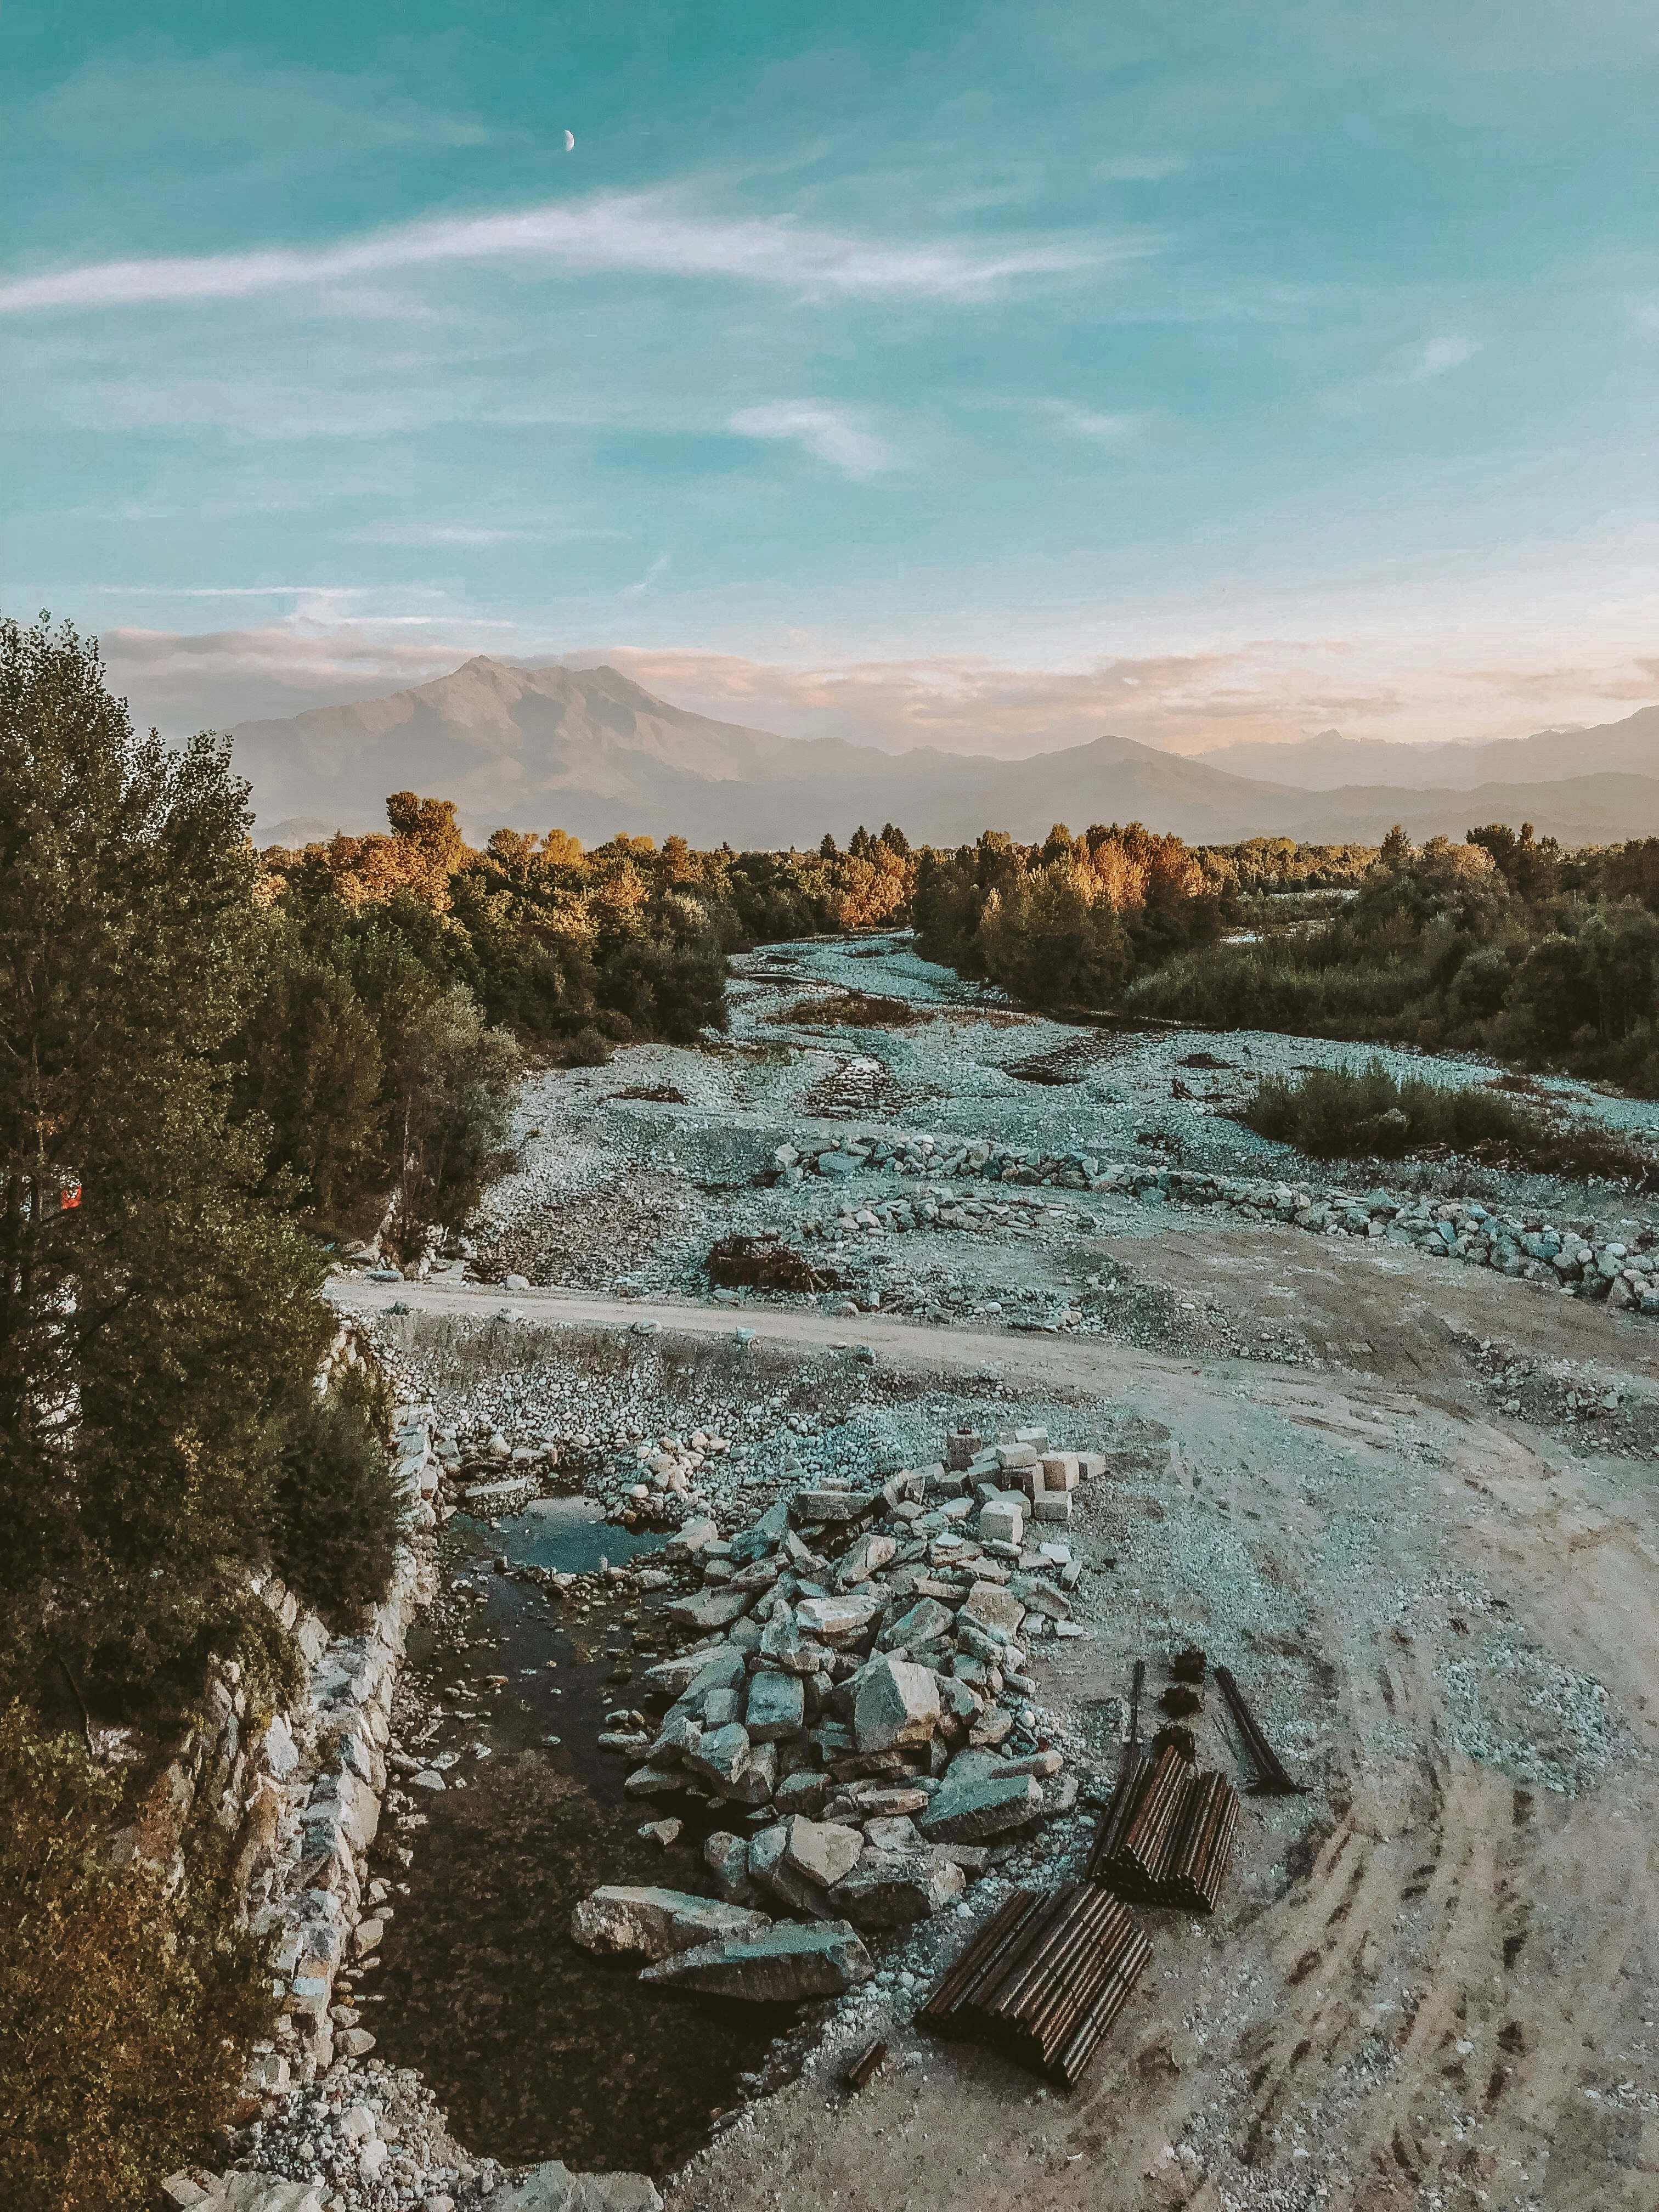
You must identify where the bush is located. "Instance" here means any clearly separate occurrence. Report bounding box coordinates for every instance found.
[560,1025,613,1066]
[1243,1058,1655,1182]
[0,1705,272,2212]
[269,1369,402,1632]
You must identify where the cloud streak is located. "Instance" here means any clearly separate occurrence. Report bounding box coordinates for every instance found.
[729,401,896,478]
[0,188,1126,317]
[1404,334,1481,382]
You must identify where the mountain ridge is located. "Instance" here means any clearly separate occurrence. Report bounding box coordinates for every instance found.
[231,657,1659,851]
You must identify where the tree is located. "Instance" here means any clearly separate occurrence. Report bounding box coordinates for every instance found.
[385,985,522,1251]
[0,615,328,1695]
[0,1705,272,2212]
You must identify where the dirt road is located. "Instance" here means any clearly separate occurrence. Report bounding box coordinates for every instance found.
[338,1232,1659,2211]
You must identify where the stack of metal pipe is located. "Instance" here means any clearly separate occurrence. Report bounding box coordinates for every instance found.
[1085,1742,1239,1914]
[918,1881,1151,2088]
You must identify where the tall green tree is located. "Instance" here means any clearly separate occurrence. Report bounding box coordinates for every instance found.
[0,616,328,1695]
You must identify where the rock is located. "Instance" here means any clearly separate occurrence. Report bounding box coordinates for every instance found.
[758,1610,828,1674]
[961,1581,1026,1640]
[571,1885,773,1960]
[159,2177,216,2210]
[349,1916,384,1957]
[639,1818,682,1847]
[782,1814,865,1889]
[834,1533,897,1588]
[919,1770,1043,1842]
[976,1495,1025,1548]
[773,1770,833,1818]
[639,1920,875,2001]
[703,1830,759,1902]
[689,1724,777,1805]
[219,2181,325,2212]
[879,1599,957,1655]
[336,2027,376,2057]
[665,1517,720,1561]
[830,1849,966,1928]
[491,2160,663,2212]
[622,1764,685,1798]
[1031,1492,1073,1523]
[795,1594,882,1644]
[505,1274,531,1291]
[744,1669,806,1741]
[853,1656,941,1753]
[816,1152,863,1176]
[791,1488,876,1525]
[663,1587,752,1632]
[862,1814,921,1852]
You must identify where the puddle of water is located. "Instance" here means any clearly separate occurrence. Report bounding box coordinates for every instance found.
[374,1505,793,2178]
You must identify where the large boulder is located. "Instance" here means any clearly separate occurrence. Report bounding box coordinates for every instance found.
[569,1886,772,1960]
[830,1849,966,1929]
[853,1656,941,1753]
[919,1770,1042,1843]
[492,2161,663,2212]
[639,1920,874,2001]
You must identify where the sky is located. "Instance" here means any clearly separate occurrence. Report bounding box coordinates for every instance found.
[7,0,1659,757]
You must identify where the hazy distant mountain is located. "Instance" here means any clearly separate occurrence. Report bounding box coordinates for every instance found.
[231,657,1659,851]
[1194,704,1659,791]
[230,658,1309,848]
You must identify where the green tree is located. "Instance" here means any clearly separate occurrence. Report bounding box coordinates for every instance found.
[385,984,522,1251]
[0,614,329,1694]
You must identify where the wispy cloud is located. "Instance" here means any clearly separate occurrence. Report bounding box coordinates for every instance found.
[346,520,618,547]
[1403,334,1481,381]
[729,402,896,478]
[622,551,672,597]
[0,188,1127,317]
[1040,400,1142,443]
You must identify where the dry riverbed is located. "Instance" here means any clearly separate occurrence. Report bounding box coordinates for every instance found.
[281,937,1659,2212]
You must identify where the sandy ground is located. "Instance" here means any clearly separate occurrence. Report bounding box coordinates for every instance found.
[343,1221,1659,2212]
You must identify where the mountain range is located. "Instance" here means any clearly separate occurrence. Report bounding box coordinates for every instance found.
[234,657,1659,853]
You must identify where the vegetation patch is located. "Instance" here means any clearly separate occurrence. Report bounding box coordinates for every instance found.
[1242,1058,1656,1184]
[707,1234,843,1292]
[770,990,934,1028]
[0,1707,272,2212]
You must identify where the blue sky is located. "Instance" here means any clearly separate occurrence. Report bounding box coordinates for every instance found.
[6,1,1659,755]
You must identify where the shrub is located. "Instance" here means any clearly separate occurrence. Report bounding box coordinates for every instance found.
[1242,1058,1655,1182]
[561,1025,613,1066]
[269,1368,402,1632]
[0,1705,272,2212]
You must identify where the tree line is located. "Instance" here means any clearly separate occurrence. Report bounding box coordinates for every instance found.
[1130,822,1659,1093]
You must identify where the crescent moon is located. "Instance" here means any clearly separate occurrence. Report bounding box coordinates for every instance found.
[564,129,576,151]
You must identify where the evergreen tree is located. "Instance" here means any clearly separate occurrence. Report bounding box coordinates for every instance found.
[0,616,329,1695]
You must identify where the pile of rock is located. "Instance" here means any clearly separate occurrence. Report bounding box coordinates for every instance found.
[768,1131,1659,1322]
[572,1425,1100,1999]
[170,2057,661,2212]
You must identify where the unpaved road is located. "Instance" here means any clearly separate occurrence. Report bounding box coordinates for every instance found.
[341,1226,1659,2212]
